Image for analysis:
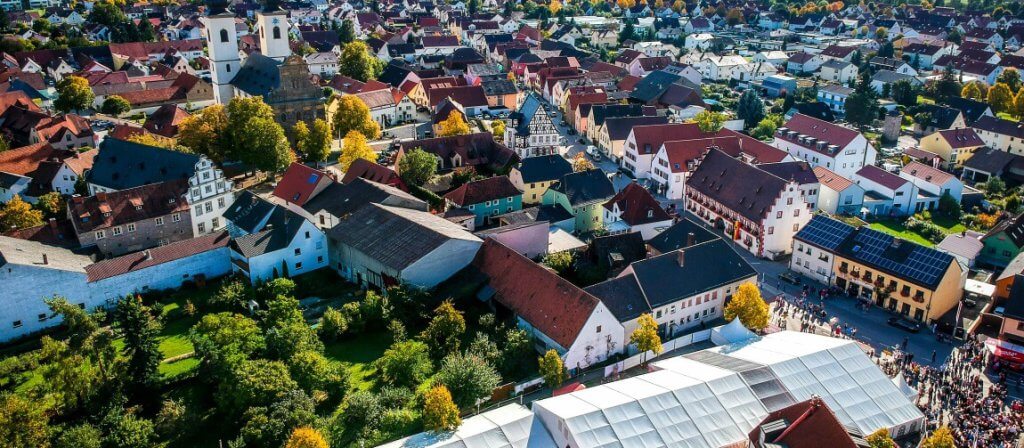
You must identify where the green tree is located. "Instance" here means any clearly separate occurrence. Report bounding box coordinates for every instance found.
[376,340,433,388]
[302,118,331,163]
[337,41,384,82]
[630,313,663,364]
[421,300,466,360]
[54,423,101,448]
[226,97,293,172]
[920,427,955,448]
[997,68,1022,92]
[618,21,635,43]
[435,352,501,408]
[336,391,383,440]
[736,89,765,129]
[318,307,348,341]
[692,110,725,133]
[292,121,309,150]
[0,195,43,231]
[189,312,265,379]
[961,82,984,100]
[100,410,155,448]
[751,114,784,140]
[217,359,299,417]
[287,350,346,398]
[238,390,316,448]
[866,428,897,448]
[338,19,355,43]
[101,95,130,116]
[422,385,461,431]
[0,393,50,448]
[724,282,769,330]
[113,295,162,400]
[54,76,94,114]
[538,349,566,387]
[987,82,1015,113]
[930,66,962,102]
[501,327,535,379]
[331,94,381,139]
[877,40,894,58]
[89,1,127,27]
[35,191,65,220]
[397,147,438,187]
[339,130,375,172]
[177,104,228,161]
[986,176,1007,196]
[1014,88,1024,119]
[844,88,879,128]
[542,250,574,275]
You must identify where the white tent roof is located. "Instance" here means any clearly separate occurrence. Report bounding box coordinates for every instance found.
[892,373,919,401]
[531,332,925,448]
[378,404,554,448]
[710,318,758,346]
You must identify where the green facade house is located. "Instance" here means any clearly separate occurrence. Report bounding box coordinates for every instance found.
[542,169,616,234]
[443,176,523,227]
[981,213,1024,269]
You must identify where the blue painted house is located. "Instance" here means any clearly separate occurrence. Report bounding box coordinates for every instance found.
[443,175,523,227]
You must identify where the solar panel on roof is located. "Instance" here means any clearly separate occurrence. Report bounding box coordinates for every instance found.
[795,216,854,251]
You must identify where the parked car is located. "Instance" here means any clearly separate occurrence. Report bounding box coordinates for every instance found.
[887,317,922,333]
[778,272,801,285]
[585,145,598,157]
[567,128,577,135]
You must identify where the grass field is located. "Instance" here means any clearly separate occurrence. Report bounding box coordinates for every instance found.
[868,216,966,247]
[323,331,393,392]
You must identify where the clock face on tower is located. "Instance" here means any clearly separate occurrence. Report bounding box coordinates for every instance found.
[272,18,279,24]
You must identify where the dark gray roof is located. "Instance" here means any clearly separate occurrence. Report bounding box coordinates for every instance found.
[511,93,545,135]
[871,69,916,84]
[945,97,991,124]
[550,169,615,207]
[629,70,681,103]
[589,104,646,128]
[647,217,720,254]
[758,161,818,185]
[230,53,282,97]
[481,79,517,96]
[303,177,425,218]
[86,138,199,190]
[603,115,668,140]
[230,207,306,258]
[584,275,647,321]
[517,154,572,184]
[628,239,756,308]
[328,203,479,271]
[0,171,27,189]
[963,147,1018,174]
[223,190,275,235]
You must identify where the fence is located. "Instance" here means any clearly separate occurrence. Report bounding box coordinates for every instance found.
[603,329,713,378]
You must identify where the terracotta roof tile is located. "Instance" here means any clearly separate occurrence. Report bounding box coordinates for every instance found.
[603,182,670,225]
[85,231,230,282]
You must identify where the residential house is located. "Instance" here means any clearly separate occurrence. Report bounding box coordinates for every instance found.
[817,60,859,84]
[602,182,672,240]
[329,203,483,289]
[816,85,855,114]
[961,147,1024,184]
[787,52,824,74]
[899,161,964,205]
[69,180,193,257]
[902,43,956,69]
[813,166,865,215]
[869,56,919,76]
[228,203,328,284]
[685,149,811,259]
[871,70,922,96]
[919,128,986,169]
[586,238,756,342]
[645,218,720,255]
[772,114,878,178]
[396,133,518,174]
[973,115,1024,156]
[443,176,523,227]
[340,159,407,191]
[761,74,798,98]
[508,154,572,204]
[470,239,624,370]
[0,142,94,202]
[794,215,964,322]
[271,163,334,207]
[852,165,916,216]
[598,116,669,163]
[505,93,561,158]
[980,213,1024,269]
[542,169,616,234]
[760,161,820,211]
[0,236,91,341]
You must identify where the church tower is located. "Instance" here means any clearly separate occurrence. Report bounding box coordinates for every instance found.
[257,8,291,61]
[203,0,239,105]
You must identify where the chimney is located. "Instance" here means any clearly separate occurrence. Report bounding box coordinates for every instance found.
[686,232,695,247]
[677,249,685,267]
[42,253,48,265]
[143,250,152,261]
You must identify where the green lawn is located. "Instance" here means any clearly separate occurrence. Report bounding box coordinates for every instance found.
[323,331,393,391]
[159,357,199,379]
[868,216,966,247]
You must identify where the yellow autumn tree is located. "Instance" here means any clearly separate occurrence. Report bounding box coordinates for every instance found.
[988,82,1015,113]
[284,427,329,448]
[490,120,506,138]
[0,195,42,231]
[1014,88,1024,118]
[437,113,472,137]
[723,282,769,330]
[920,427,955,448]
[549,0,563,15]
[572,152,594,171]
[339,130,376,171]
[616,0,636,9]
[630,313,663,364]
[423,385,461,431]
[961,82,983,100]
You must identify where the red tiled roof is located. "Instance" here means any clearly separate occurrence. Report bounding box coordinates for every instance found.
[85,231,230,282]
[472,239,598,348]
[747,397,857,448]
[3,218,78,248]
[812,166,854,192]
[143,104,190,138]
[686,148,790,223]
[422,35,459,47]
[0,142,60,176]
[272,162,331,206]
[0,90,38,115]
[443,175,520,206]
[108,39,204,59]
[341,158,406,191]
[427,85,488,108]
[63,147,97,176]
[603,182,670,225]
[820,44,857,58]
[617,75,641,91]
[660,137,734,173]
[109,123,149,140]
[902,161,955,185]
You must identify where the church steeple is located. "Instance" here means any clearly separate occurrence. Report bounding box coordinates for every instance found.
[203,0,239,104]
